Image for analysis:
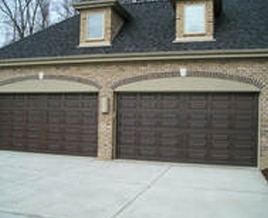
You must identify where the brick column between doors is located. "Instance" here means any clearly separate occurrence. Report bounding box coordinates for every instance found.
[97,88,114,159]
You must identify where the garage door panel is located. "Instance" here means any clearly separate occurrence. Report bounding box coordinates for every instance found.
[212,111,230,119]
[212,121,230,129]
[232,154,255,166]
[118,127,136,136]
[26,123,42,131]
[212,134,230,149]
[12,137,25,149]
[80,100,97,107]
[160,119,180,127]
[188,121,208,129]
[118,114,136,127]
[12,129,25,136]
[61,143,78,153]
[0,111,11,122]
[160,133,182,147]
[159,147,184,158]
[0,93,98,156]
[82,128,97,135]
[46,143,61,152]
[64,134,82,143]
[140,133,157,146]
[65,126,83,135]
[189,111,208,120]
[160,112,181,119]
[235,143,255,149]
[64,101,81,108]
[160,96,181,109]
[188,134,208,149]
[212,103,231,110]
[236,103,255,110]
[187,149,207,160]
[12,111,26,122]
[160,101,180,110]
[140,147,158,157]
[64,94,80,100]
[119,136,136,145]
[140,120,157,127]
[27,141,41,150]
[189,101,208,110]
[0,138,10,148]
[117,93,258,166]
[47,101,62,108]
[210,151,230,161]
[46,125,63,134]
[12,99,26,108]
[118,98,137,108]
[140,96,158,109]
[27,111,46,123]
[235,123,254,130]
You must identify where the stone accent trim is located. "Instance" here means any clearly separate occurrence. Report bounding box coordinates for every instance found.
[110,71,265,90]
[0,74,102,89]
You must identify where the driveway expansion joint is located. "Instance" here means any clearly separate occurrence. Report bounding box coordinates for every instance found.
[0,209,59,218]
[110,165,171,218]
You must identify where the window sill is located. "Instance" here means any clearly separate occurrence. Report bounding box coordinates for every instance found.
[173,36,215,43]
[78,42,111,48]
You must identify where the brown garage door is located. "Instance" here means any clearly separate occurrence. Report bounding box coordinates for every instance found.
[117,93,258,166]
[0,93,98,156]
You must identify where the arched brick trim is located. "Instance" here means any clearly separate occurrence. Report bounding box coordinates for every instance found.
[0,74,102,89]
[110,71,265,90]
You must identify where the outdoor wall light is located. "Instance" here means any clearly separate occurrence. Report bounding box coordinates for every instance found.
[180,68,187,77]
[101,96,110,114]
[38,72,44,80]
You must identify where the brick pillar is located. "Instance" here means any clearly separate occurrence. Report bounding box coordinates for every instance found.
[97,88,114,160]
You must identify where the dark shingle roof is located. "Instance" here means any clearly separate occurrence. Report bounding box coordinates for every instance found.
[0,0,268,59]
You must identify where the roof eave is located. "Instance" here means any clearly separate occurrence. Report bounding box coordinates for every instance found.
[0,49,268,67]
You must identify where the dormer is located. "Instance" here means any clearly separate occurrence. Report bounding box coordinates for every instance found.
[73,0,130,47]
[170,0,222,42]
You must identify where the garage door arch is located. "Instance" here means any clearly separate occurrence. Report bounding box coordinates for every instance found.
[112,71,263,92]
[0,74,101,93]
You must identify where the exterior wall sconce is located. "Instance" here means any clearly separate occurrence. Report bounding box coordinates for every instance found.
[180,68,187,77]
[101,96,110,114]
[38,72,44,80]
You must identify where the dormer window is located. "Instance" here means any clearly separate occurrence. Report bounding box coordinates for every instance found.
[87,13,105,40]
[184,4,206,35]
[171,0,217,42]
[74,0,131,47]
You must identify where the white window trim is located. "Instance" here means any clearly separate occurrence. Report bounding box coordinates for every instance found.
[87,12,105,40]
[183,4,206,35]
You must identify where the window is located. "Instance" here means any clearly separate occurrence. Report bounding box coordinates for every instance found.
[184,4,206,34]
[87,13,104,39]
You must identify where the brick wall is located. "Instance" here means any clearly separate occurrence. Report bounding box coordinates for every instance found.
[0,58,267,168]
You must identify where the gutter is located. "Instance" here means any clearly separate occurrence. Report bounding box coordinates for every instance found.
[0,49,268,67]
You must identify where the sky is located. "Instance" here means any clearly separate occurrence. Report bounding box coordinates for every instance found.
[0,0,67,48]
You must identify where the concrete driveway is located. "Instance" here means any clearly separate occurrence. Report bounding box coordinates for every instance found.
[0,151,268,218]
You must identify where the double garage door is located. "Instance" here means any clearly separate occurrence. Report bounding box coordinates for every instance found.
[0,93,98,156]
[117,93,258,166]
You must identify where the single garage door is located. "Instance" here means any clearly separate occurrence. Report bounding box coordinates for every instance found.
[117,93,258,166]
[0,93,98,156]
